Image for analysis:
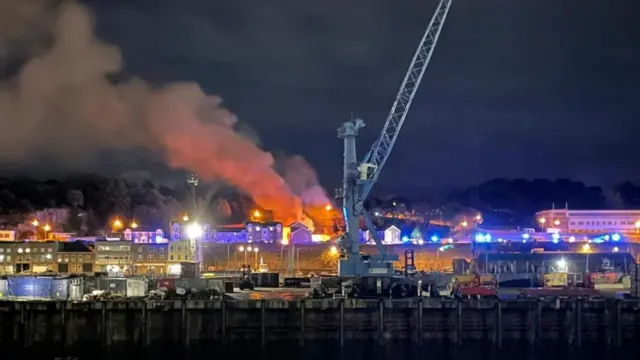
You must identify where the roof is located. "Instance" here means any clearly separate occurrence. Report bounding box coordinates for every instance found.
[58,241,92,252]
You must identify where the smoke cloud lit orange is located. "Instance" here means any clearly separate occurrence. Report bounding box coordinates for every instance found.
[0,1,323,225]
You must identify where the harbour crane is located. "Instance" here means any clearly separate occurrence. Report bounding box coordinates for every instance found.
[337,0,453,279]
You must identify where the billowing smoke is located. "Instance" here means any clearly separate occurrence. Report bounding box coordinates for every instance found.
[281,156,332,207]
[0,1,314,225]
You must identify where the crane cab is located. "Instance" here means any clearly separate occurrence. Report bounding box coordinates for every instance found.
[358,163,377,180]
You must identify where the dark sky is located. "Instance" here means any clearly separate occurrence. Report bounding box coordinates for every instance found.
[4,0,640,195]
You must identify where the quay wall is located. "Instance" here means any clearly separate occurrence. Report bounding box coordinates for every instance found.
[1,299,640,351]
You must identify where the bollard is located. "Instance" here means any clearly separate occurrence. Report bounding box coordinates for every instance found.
[299,300,305,347]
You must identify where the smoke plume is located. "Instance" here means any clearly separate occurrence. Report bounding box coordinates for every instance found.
[0,1,315,225]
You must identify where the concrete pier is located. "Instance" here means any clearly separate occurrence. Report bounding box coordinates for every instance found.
[1,298,640,350]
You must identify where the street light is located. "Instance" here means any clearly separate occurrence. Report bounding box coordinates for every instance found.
[112,219,123,231]
[329,245,338,255]
[325,205,333,211]
[182,214,189,222]
[130,221,138,229]
[43,224,51,240]
[253,210,261,218]
[253,247,259,267]
[186,223,203,239]
[461,220,468,228]
[553,219,560,226]
[31,220,39,227]
[635,220,640,233]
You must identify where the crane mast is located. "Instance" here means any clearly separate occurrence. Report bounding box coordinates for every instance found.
[337,0,453,278]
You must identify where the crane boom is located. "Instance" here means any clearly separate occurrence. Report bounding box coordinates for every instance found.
[336,0,453,278]
[361,0,453,200]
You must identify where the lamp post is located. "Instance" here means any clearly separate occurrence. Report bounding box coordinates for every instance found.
[43,224,51,240]
[253,247,259,268]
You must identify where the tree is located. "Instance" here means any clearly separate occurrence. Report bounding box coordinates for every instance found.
[66,189,84,207]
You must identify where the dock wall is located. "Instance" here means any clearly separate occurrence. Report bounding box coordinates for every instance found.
[1,299,640,350]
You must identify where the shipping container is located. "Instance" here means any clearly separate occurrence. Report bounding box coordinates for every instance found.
[0,279,8,298]
[9,277,53,299]
[99,278,127,295]
[69,278,85,301]
[157,278,176,290]
[126,279,147,297]
[51,278,70,300]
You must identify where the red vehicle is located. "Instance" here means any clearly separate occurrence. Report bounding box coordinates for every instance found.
[454,274,498,298]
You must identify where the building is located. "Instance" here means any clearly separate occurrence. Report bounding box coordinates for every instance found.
[0,230,15,241]
[132,243,168,275]
[246,222,282,243]
[213,225,247,243]
[168,239,199,263]
[55,241,94,274]
[536,209,640,234]
[124,229,168,243]
[12,241,56,273]
[94,240,132,274]
[169,222,213,242]
[0,242,14,274]
[289,222,312,244]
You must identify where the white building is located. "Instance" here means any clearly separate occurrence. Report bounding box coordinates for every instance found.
[535,209,640,234]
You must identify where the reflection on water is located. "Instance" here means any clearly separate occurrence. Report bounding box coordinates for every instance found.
[20,341,638,360]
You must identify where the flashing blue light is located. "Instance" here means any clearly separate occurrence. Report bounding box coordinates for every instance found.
[604,235,610,241]
[611,233,621,242]
[522,233,530,240]
[430,235,439,242]
[402,236,410,243]
[551,232,560,244]
[474,233,491,243]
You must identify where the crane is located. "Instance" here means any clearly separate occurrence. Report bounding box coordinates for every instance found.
[337,0,453,278]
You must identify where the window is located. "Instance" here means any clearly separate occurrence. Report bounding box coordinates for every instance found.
[71,255,76,261]
[170,255,174,260]
[48,248,52,253]
[137,255,142,261]
[138,247,142,253]
[147,248,152,253]
[160,255,164,260]
[85,255,90,261]
[160,247,165,253]
[147,254,153,261]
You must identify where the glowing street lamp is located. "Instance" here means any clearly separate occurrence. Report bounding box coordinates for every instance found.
[182,214,189,222]
[253,210,261,218]
[186,223,203,239]
[461,220,468,228]
[635,220,640,233]
[253,247,259,267]
[553,219,560,226]
[130,221,138,229]
[538,217,546,225]
[474,213,482,222]
[31,220,39,227]
[325,205,333,211]
[112,218,123,231]
[43,224,51,240]
[329,245,338,255]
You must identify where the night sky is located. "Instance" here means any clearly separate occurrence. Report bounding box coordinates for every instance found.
[2,0,639,195]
